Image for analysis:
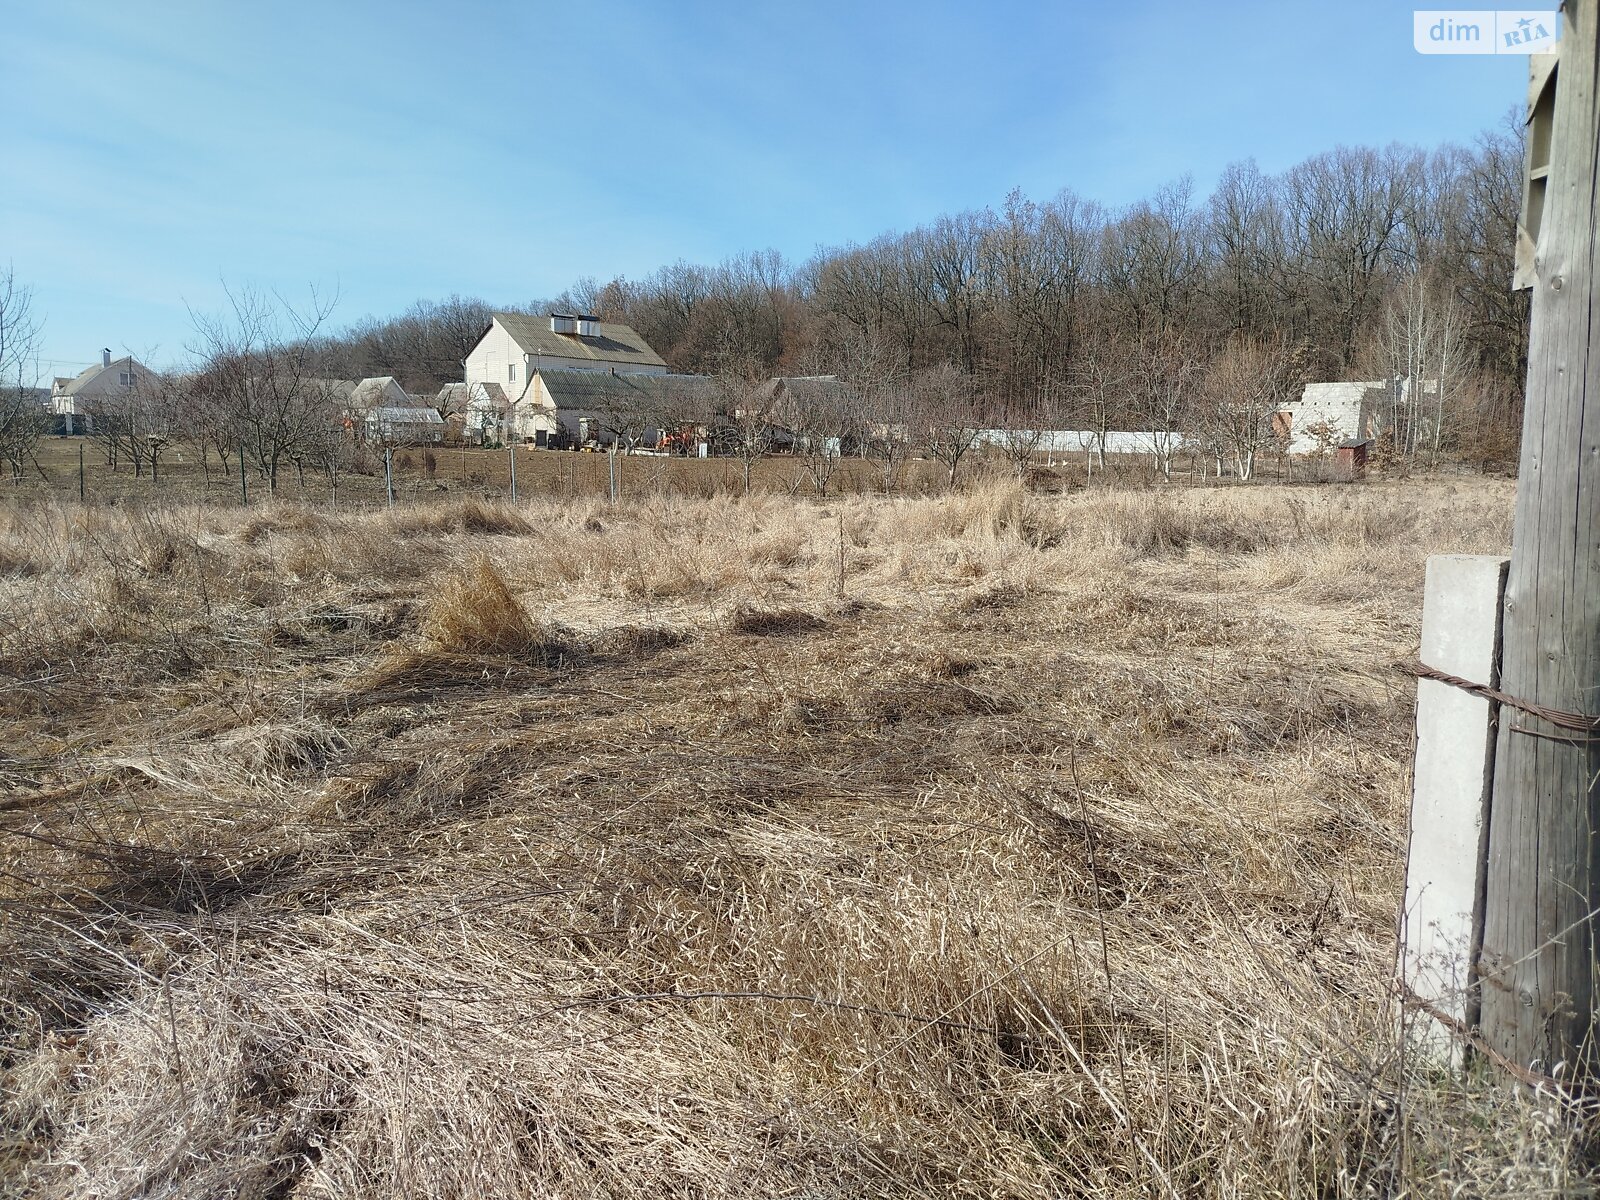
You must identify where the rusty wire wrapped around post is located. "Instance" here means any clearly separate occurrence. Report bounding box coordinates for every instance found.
[1404,659,1600,741]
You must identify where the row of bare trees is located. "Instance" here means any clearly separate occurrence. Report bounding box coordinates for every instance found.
[626,138,1523,392]
[60,287,378,498]
[184,286,353,493]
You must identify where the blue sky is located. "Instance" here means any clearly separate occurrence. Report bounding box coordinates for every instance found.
[3,0,1535,376]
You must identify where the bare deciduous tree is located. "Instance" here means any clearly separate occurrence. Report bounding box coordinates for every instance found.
[85,357,175,480]
[989,394,1052,478]
[190,284,342,494]
[910,362,985,489]
[1199,335,1305,481]
[710,354,775,495]
[1072,329,1135,481]
[782,375,860,497]
[0,268,45,484]
[1131,334,1199,482]
[1376,266,1467,464]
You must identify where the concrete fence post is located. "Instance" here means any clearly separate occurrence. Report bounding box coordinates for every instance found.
[1400,553,1510,1060]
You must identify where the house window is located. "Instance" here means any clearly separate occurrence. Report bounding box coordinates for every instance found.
[119,371,133,386]
[508,363,517,382]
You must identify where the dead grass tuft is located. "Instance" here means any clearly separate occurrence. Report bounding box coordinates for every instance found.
[587,623,692,657]
[957,581,1028,613]
[420,556,545,655]
[236,505,337,545]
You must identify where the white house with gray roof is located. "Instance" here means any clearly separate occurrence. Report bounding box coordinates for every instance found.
[461,312,668,443]
[348,375,416,412]
[50,350,152,434]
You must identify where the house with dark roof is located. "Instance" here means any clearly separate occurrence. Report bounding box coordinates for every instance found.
[748,376,858,440]
[535,369,715,449]
[461,312,669,443]
[50,350,152,434]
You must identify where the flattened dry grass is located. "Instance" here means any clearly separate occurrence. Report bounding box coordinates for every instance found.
[4,474,1586,1199]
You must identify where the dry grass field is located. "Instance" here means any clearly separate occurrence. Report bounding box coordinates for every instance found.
[1,476,1587,1197]
[17,436,970,508]
[18,434,1353,510]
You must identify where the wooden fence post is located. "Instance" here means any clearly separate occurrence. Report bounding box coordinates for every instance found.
[1478,0,1600,1073]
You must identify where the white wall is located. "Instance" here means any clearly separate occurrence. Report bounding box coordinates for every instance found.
[463,321,541,407]
[975,429,1181,455]
[1276,383,1377,453]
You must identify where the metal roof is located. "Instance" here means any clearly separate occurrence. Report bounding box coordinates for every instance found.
[297,378,358,401]
[751,375,858,428]
[538,369,713,413]
[490,312,666,368]
[367,406,443,424]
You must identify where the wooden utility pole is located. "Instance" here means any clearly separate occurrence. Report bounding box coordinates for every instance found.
[1478,0,1600,1073]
